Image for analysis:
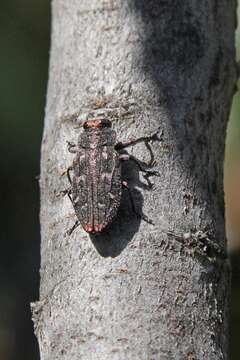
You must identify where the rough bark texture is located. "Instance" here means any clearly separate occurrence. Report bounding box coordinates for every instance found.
[32,1,237,359]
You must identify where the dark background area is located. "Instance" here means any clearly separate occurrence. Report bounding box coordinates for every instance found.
[0,1,49,359]
[0,1,239,359]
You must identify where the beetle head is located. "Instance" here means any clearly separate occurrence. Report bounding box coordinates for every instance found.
[83,119,111,130]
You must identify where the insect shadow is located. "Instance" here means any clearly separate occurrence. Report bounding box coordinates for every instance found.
[89,153,157,257]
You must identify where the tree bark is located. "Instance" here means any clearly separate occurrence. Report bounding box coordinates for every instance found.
[32,0,237,359]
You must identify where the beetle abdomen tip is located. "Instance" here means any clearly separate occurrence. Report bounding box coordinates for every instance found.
[83,223,105,234]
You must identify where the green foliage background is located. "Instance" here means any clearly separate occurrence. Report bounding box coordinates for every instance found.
[0,1,239,359]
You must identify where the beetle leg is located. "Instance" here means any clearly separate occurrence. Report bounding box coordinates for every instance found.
[119,146,156,168]
[119,152,159,188]
[57,187,73,202]
[67,166,73,185]
[129,155,160,176]
[128,154,159,188]
[67,220,81,236]
[116,128,162,167]
[115,128,163,151]
[67,141,77,153]
[61,163,74,185]
[122,181,154,225]
[144,141,155,167]
[66,188,73,203]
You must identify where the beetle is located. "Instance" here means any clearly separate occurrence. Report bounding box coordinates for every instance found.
[65,118,161,235]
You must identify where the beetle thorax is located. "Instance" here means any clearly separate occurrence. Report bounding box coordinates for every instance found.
[78,128,116,148]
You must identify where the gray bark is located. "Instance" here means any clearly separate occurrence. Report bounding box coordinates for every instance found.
[32,0,237,359]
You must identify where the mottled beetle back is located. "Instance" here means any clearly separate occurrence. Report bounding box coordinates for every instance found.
[71,119,122,234]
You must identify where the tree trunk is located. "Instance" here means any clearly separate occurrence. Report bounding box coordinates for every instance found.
[32,0,237,359]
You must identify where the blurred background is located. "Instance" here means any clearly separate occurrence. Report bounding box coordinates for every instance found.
[0,1,49,359]
[0,1,239,359]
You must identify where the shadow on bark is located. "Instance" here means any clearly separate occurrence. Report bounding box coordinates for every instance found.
[126,1,236,356]
[130,0,206,104]
[129,0,235,242]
